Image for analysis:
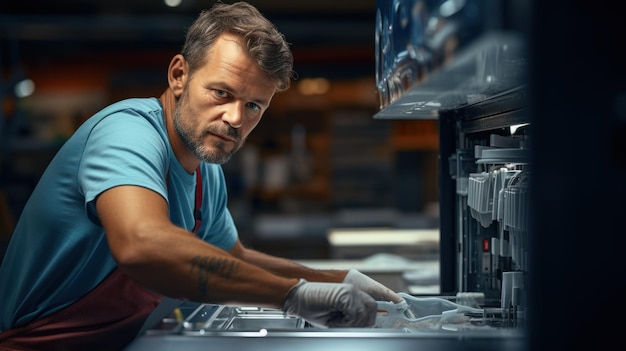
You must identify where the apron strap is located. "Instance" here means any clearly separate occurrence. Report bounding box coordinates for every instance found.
[166,166,203,234]
[192,166,203,233]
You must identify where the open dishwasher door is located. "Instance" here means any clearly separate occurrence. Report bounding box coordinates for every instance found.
[124,299,524,351]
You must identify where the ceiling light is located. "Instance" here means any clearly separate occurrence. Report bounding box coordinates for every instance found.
[164,0,183,8]
[14,79,35,98]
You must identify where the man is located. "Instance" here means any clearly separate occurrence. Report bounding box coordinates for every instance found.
[0,2,402,350]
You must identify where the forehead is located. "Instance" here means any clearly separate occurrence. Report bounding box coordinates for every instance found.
[194,33,276,97]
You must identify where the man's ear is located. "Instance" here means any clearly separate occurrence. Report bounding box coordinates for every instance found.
[168,54,187,97]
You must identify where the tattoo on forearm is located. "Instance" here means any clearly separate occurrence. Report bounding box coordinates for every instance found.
[189,256,240,297]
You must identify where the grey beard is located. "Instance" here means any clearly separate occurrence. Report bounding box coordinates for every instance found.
[173,108,237,165]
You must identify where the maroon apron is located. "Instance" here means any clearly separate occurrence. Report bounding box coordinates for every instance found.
[0,268,162,351]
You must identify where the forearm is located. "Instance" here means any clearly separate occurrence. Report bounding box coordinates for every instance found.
[236,246,347,283]
[114,225,297,309]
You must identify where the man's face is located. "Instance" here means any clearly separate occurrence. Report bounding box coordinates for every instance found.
[174,33,276,164]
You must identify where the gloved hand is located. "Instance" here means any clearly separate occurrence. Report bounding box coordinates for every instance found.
[343,269,404,303]
[282,279,376,328]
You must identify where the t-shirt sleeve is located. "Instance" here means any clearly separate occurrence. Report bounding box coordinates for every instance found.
[79,110,169,225]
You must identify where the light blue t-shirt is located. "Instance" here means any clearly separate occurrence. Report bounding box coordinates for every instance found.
[0,97,238,330]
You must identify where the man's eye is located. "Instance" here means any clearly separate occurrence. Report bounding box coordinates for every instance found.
[246,102,261,111]
[214,90,228,98]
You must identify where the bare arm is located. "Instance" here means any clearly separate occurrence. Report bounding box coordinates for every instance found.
[229,241,348,283]
[96,185,298,309]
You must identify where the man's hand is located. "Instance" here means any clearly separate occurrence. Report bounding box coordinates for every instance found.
[343,269,404,303]
[282,279,376,328]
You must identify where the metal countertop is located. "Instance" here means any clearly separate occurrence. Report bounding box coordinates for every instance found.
[125,329,525,351]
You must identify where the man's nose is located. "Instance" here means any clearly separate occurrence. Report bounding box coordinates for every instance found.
[223,103,243,128]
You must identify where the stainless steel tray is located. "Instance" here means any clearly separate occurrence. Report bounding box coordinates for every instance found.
[181,304,308,335]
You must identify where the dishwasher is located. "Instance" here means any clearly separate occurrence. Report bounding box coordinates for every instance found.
[126,0,625,349]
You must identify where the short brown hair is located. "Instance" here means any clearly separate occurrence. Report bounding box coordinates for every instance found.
[181,1,294,92]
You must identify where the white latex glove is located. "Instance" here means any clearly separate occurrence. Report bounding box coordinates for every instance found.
[282,279,377,328]
[343,269,404,303]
